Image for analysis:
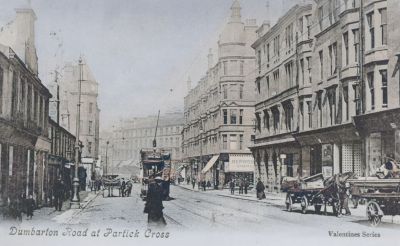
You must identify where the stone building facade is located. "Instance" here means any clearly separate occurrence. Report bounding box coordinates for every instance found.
[0,7,52,207]
[250,0,400,188]
[182,1,257,188]
[58,60,100,180]
[250,4,312,191]
[105,112,184,176]
[48,117,76,204]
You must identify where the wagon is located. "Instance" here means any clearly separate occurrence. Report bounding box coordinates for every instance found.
[285,172,355,216]
[102,175,122,197]
[285,184,341,215]
[347,177,400,226]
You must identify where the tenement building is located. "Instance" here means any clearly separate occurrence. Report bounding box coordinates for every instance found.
[182,0,257,188]
[250,0,400,188]
[0,7,52,207]
[48,117,76,204]
[108,112,183,176]
[58,59,100,182]
[250,3,312,191]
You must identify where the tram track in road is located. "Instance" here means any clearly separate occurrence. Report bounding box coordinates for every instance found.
[166,197,236,228]
[163,213,185,228]
[171,187,328,228]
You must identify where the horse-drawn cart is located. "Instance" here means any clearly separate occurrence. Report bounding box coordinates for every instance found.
[286,172,355,215]
[347,178,400,226]
[286,188,327,214]
[102,175,122,197]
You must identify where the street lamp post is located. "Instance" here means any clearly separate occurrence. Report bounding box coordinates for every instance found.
[71,57,83,208]
[105,141,109,176]
[199,124,203,182]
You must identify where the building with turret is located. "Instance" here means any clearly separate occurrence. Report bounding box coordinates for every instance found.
[182,0,258,188]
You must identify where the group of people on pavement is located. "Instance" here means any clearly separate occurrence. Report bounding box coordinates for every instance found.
[228,178,251,195]
[3,177,67,221]
[229,177,266,200]
[190,178,212,191]
[5,194,36,221]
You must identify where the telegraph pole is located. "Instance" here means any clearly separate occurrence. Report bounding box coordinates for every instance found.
[71,57,83,208]
[55,70,60,124]
[105,141,109,176]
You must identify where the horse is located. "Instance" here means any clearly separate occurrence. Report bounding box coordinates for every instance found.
[315,172,357,216]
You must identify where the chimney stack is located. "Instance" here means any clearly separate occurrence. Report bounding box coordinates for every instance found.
[207,49,213,69]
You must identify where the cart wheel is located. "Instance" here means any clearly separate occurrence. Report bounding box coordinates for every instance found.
[314,205,322,214]
[367,201,382,227]
[301,196,308,214]
[286,194,293,212]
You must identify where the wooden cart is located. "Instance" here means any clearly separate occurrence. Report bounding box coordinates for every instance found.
[286,184,341,215]
[102,175,122,197]
[347,178,400,226]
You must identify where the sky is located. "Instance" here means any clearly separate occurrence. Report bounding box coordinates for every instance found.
[0,0,302,130]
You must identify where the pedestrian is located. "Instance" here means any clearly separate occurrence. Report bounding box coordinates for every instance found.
[26,195,35,220]
[144,176,166,226]
[121,178,126,197]
[229,179,235,195]
[256,178,266,200]
[207,180,211,190]
[244,178,249,194]
[126,181,133,197]
[191,178,196,189]
[53,178,65,211]
[339,182,351,215]
[11,195,24,221]
[96,179,101,191]
[239,179,244,194]
[202,180,206,191]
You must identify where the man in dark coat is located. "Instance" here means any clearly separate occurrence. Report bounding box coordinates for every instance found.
[121,178,126,197]
[191,178,196,189]
[256,178,266,200]
[53,178,65,211]
[244,178,249,194]
[229,179,235,194]
[239,179,244,194]
[144,177,166,226]
[206,180,211,189]
[125,181,133,197]
[26,195,35,219]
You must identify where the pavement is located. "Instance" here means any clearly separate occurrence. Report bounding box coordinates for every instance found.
[175,183,400,225]
[0,189,100,226]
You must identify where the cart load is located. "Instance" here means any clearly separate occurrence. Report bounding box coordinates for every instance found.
[102,175,122,197]
[347,176,400,226]
[285,172,356,215]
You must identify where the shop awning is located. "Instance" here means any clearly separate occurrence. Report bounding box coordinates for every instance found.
[201,155,219,174]
[225,154,255,173]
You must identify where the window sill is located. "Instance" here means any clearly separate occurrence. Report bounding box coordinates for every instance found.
[365,46,388,56]
[327,74,338,81]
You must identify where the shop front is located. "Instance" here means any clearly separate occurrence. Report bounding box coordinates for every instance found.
[250,137,301,192]
[223,153,254,188]
[294,123,362,178]
[0,122,37,207]
[353,108,400,176]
